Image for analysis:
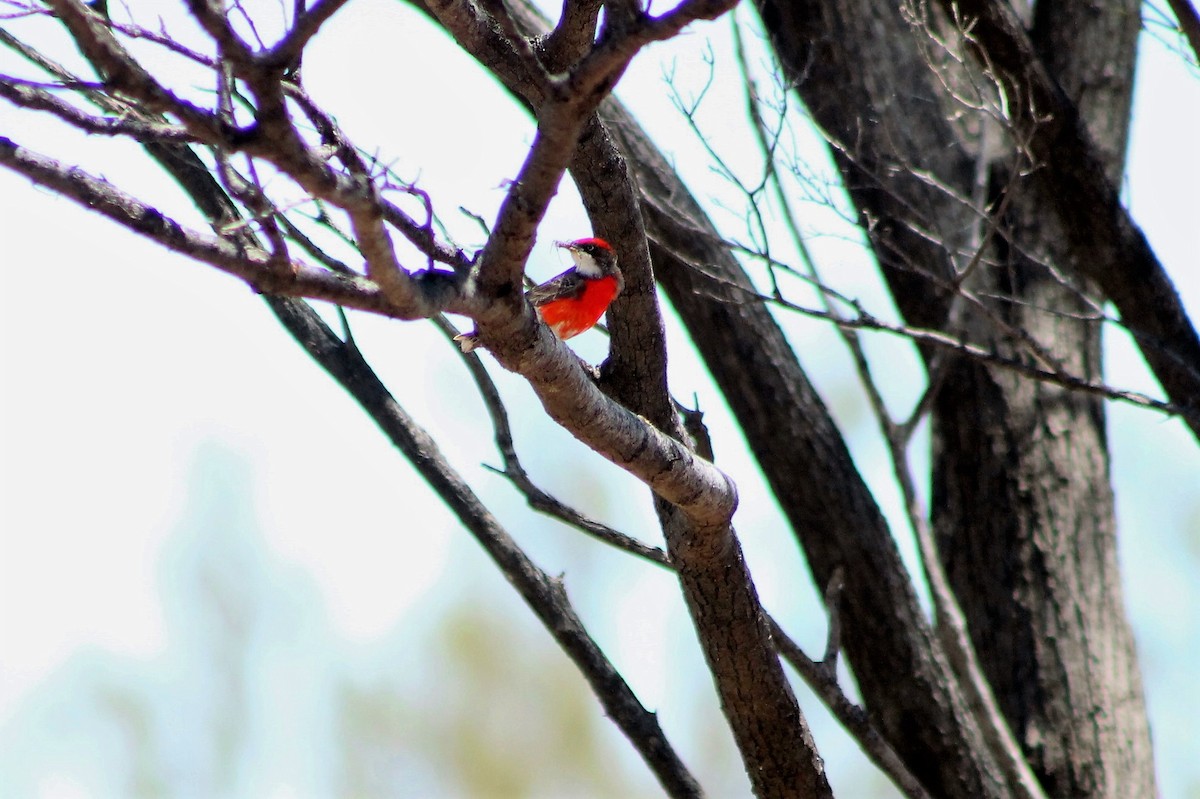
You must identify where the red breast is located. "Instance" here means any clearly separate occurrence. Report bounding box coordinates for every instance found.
[536,274,621,340]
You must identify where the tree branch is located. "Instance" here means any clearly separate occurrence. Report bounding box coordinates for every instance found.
[0,75,196,141]
[466,1,1017,795]
[1165,0,1200,65]
[408,3,833,795]
[269,298,704,798]
[769,619,935,799]
[434,316,673,568]
[62,41,706,785]
[940,0,1200,439]
[45,0,228,136]
[262,0,354,69]
[0,135,427,314]
[538,0,603,69]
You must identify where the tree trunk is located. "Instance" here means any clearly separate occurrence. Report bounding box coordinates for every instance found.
[754,0,1155,795]
[935,2,1155,796]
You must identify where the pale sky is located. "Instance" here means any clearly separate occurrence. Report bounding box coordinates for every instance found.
[2,2,1198,796]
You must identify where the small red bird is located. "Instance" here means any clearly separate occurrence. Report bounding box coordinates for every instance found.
[456,237,622,352]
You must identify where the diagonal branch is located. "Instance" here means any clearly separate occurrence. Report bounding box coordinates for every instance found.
[282,83,473,274]
[78,54,706,788]
[0,75,196,141]
[262,0,354,69]
[17,4,827,792]
[447,304,932,796]
[441,0,1017,795]
[940,0,1200,439]
[610,100,1009,796]
[5,8,742,541]
[433,315,672,567]
[1166,0,1200,64]
[269,297,703,799]
[45,0,229,136]
[409,4,831,796]
[0,135,418,314]
[410,0,740,528]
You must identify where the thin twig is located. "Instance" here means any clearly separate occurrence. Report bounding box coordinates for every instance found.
[658,237,1195,425]
[431,316,672,568]
[770,618,935,799]
[820,567,845,671]
[271,298,703,798]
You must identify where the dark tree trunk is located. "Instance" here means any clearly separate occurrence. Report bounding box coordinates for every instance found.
[934,2,1155,796]
[755,0,1155,796]
[3,0,1171,795]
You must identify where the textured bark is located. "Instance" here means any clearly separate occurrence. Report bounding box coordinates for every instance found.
[938,0,1200,438]
[406,4,834,794]
[5,0,1172,795]
[935,2,1155,796]
[754,0,975,332]
[753,0,1155,795]
[128,113,708,797]
[273,300,707,799]
[659,502,832,799]
[599,101,1009,799]
[571,119,835,799]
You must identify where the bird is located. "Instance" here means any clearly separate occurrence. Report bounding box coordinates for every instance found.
[455,237,622,353]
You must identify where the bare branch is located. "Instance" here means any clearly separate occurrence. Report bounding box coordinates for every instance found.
[408,4,832,792]
[852,306,1049,799]
[820,567,845,670]
[280,83,473,274]
[269,297,704,799]
[0,75,196,140]
[63,43,706,783]
[770,619,935,799]
[538,0,603,70]
[474,0,553,87]
[185,0,257,70]
[1165,0,1200,65]
[0,135,420,314]
[433,316,673,568]
[939,0,1200,439]
[489,327,739,526]
[728,46,1044,789]
[263,0,354,69]
[436,0,738,303]
[44,0,228,136]
[4,0,1174,794]
[662,233,1195,424]
[4,8,742,552]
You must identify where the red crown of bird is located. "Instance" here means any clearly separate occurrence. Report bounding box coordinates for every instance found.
[455,238,622,353]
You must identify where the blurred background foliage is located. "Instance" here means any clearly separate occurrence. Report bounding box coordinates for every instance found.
[1,1,1198,797]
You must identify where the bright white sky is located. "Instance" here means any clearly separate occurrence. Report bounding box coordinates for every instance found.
[1,1,1198,796]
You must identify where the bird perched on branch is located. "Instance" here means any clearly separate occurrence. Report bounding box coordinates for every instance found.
[456,237,622,353]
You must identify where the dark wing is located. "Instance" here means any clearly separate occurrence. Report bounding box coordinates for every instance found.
[526,268,586,307]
